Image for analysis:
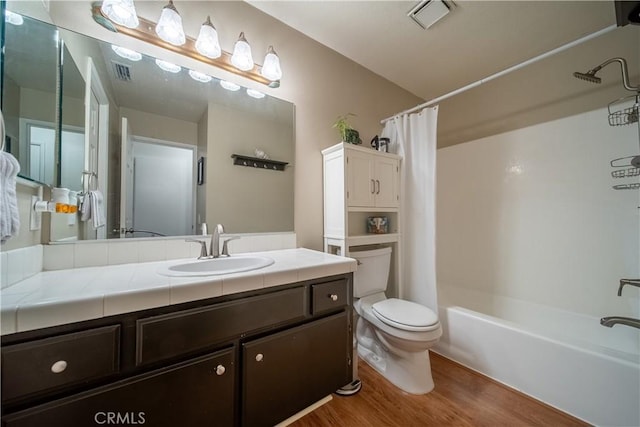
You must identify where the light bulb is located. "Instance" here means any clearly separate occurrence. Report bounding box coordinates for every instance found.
[111,45,142,61]
[231,32,254,71]
[260,46,282,81]
[155,59,181,73]
[100,0,139,29]
[195,16,221,59]
[155,1,185,46]
[246,89,265,99]
[220,80,241,91]
[189,70,212,83]
[4,10,24,26]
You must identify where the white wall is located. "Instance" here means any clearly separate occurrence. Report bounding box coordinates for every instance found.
[437,105,639,318]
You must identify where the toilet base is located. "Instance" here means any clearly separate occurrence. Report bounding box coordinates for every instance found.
[357,344,435,395]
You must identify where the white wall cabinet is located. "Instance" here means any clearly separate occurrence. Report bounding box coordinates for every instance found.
[322,142,401,297]
[345,147,399,208]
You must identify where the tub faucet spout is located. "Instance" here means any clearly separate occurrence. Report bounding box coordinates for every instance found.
[600,316,640,330]
[617,279,640,296]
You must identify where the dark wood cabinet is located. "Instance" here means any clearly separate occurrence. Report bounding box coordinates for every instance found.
[1,274,353,427]
[3,348,235,427]
[242,312,351,427]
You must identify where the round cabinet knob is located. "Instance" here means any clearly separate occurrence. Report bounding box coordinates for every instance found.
[330,294,339,301]
[51,360,68,374]
[215,365,226,376]
[255,353,264,362]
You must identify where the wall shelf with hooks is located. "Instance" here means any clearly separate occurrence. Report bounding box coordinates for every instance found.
[231,154,288,171]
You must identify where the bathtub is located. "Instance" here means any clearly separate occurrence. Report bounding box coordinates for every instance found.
[433,284,640,427]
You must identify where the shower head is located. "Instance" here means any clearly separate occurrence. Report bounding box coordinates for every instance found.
[573,70,602,84]
[573,58,639,91]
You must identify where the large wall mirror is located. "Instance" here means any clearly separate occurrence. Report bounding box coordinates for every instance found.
[1,12,295,242]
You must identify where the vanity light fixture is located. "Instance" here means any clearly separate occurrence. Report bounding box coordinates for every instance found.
[188,69,212,83]
[220,80,241,91]
[100,0,138,29]
[4,10,24,26]
[111,45,142,61]
[246,89,265,99]
[92,2,281,88]
[231,32,254,72]
[195,16,221,59]
[155,59,181,73]
[260,46,282,81]
[155,0,186,46]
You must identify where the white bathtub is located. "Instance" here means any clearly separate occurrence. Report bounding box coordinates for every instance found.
[434,285,640,427]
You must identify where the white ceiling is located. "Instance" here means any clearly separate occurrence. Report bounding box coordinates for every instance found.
[249,1,617,102]
[250,1,640,146]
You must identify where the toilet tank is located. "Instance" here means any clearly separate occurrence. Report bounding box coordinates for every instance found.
[350,246,392,298]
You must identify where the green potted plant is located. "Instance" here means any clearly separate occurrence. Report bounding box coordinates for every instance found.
[333,113,362,145]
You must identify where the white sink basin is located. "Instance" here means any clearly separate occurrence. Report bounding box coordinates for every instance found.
[160,256,275,277]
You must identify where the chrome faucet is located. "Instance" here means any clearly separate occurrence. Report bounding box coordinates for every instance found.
[211,224,224,258]
[600,316,640,330]
[617,279,640,296]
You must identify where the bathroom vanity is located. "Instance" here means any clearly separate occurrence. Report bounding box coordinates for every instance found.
[0,249,355,427]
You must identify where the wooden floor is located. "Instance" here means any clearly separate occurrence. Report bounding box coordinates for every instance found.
[291,353,588,427]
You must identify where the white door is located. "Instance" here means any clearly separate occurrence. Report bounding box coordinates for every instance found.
[119,117,134,237]
[132,143,194,236]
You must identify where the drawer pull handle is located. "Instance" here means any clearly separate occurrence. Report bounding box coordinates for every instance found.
[330,294,339,301]
[51,360,68,374]
[255,353,264,362]
[216,365,226,376]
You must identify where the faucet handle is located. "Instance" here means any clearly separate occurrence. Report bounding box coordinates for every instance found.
[221,236,241,256]
[186,239,209,259]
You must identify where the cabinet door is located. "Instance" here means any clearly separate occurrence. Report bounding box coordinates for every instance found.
[242,312,350,427]
[374,157,399,208]
[346,150,375,207]
[3,349,235,427]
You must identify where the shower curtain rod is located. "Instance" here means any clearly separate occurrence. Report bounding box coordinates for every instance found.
[381,24,618,124]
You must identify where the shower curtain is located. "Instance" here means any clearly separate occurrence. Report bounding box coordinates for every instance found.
[382,106,439,313]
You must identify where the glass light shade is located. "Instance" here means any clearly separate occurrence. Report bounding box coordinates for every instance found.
[220,80,241,91]
[189,70,212,83]
[260,46,282,81]
[246,89,265,99]
[195,16,221,59]
[155,1,186,46]
[231,32,254,71]
[111,45,142,61]
[5,10,24,26]
[101,0,139,29]
[155,59,181,73]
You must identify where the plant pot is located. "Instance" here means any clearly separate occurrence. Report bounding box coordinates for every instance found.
[344,129,362,145]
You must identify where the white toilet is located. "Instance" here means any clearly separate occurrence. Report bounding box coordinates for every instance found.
[351,246,442,394]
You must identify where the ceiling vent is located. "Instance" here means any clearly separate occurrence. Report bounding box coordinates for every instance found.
[112,61,133,82]
[408,0,452,30]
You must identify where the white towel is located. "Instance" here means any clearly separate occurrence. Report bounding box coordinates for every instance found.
[79,190,105,229]
[90,190,105,229]
[0,151,21,243]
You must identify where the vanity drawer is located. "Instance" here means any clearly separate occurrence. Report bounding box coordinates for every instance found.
[1,325,120,402]
[311,280,348,314]
[137,287,307,366]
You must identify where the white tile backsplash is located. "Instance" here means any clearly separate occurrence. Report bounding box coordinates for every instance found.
[74,243,109,268]
[2,245,44,289]
[3,233,296,278]
[44,244,74,270]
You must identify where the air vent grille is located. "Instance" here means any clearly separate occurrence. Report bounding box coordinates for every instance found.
[112,62,132,82]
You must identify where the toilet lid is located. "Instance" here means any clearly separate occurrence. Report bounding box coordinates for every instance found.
[372,298,439,332]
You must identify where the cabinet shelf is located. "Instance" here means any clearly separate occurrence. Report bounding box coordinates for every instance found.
[347,233,400,246]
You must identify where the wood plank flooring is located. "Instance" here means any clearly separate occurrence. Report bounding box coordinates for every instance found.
[291,352,588,427]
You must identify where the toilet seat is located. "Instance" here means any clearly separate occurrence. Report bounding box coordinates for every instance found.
[372,298,439,332]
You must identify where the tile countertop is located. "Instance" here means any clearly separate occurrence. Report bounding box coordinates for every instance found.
[1,248,357,335]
